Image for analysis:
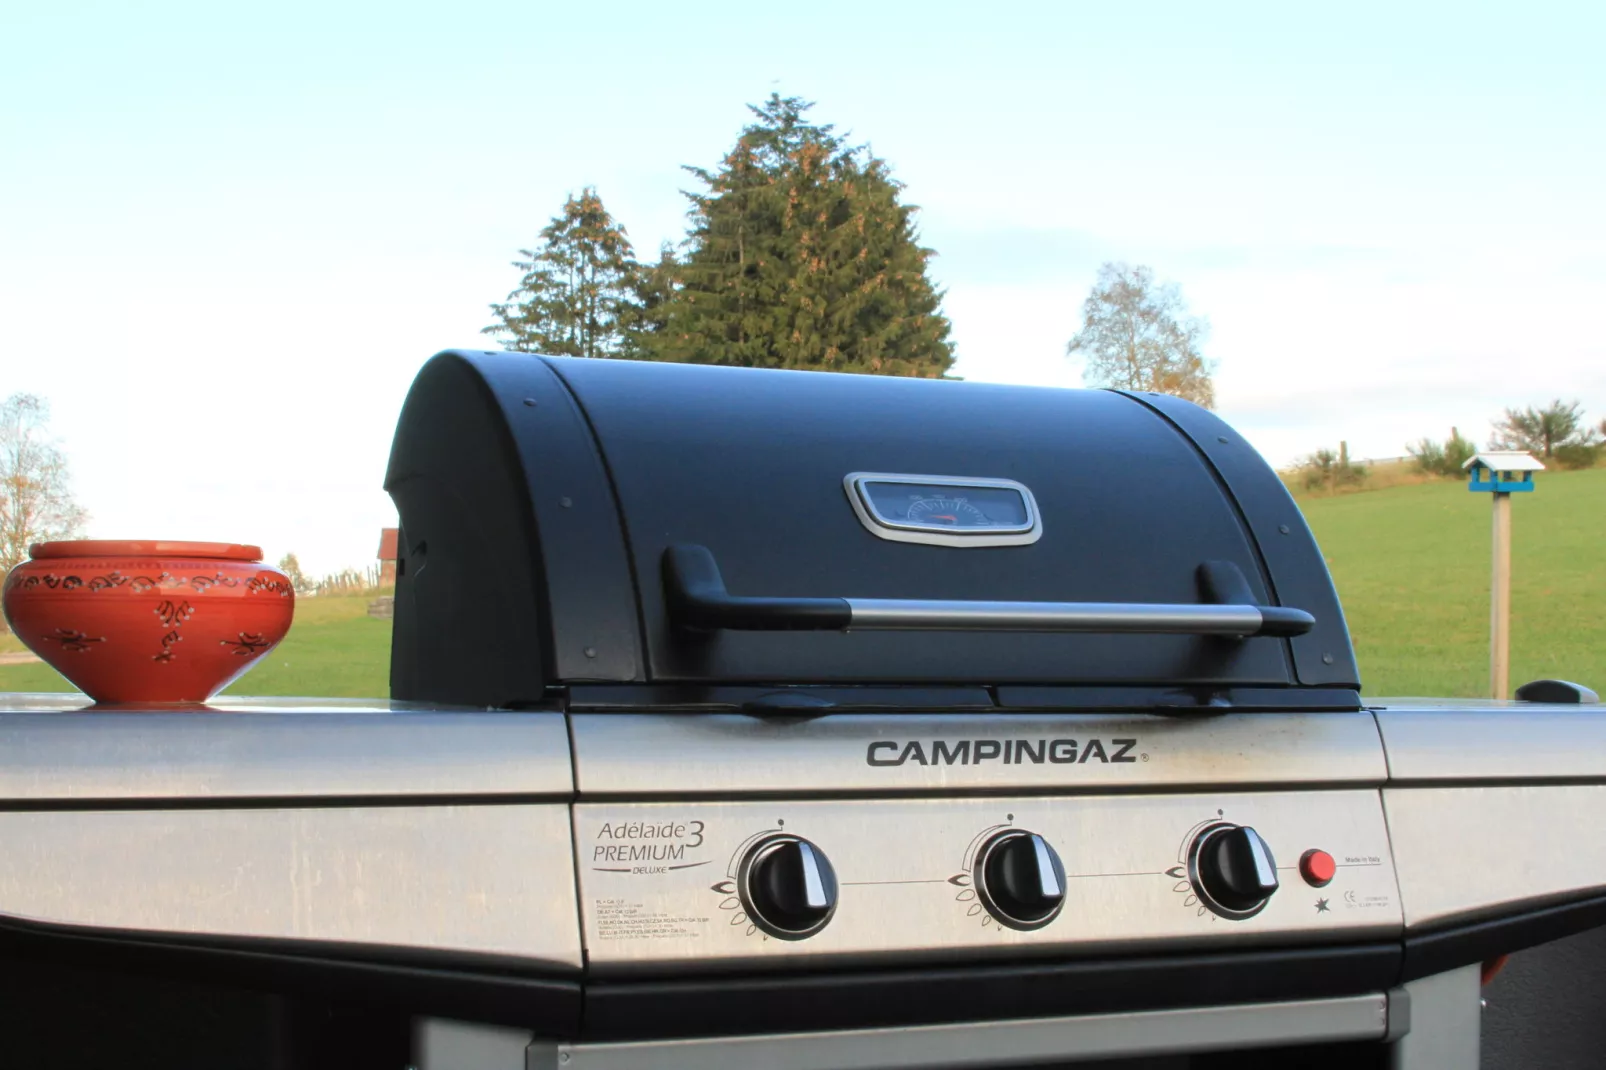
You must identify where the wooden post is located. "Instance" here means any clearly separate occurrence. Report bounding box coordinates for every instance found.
[1490,490,1512,699]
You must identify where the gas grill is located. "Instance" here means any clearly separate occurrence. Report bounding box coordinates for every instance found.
[0,350,1602,1069]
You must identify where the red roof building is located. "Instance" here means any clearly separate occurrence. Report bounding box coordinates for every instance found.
[377,527,399,585]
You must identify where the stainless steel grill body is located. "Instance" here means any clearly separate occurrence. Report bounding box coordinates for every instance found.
[0,698,1597,1027]
[1,353,1599,1068]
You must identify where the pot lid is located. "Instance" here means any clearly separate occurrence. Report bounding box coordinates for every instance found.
[29,540,263,563]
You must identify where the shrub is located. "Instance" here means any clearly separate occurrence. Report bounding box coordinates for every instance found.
[1407,427,1475,477]
[1407,438,1445,475]
[1299,447,1368,492]
[1444,427,1476,473]
[1553,443,1602,470]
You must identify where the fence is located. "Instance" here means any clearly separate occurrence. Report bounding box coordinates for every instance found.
[313,564,388,598]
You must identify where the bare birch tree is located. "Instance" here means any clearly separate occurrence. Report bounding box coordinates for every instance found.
[1066,262,1216,409]
[0,394,88,573]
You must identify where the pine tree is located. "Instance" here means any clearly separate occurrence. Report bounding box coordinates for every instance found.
[654,95,955,377]
[484,188,640,358]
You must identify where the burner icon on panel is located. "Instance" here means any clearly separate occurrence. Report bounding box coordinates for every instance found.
[951,823,1013,929]
[946,870,981,919]
[708,878,753,937]
[1169,817,1219,919]
[712,828,779,939]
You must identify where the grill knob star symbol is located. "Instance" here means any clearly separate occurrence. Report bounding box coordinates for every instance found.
[1315,898,1331,913]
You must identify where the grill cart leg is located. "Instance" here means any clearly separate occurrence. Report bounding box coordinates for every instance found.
[1389,965,1480,1069]
[411,1017,535,1070]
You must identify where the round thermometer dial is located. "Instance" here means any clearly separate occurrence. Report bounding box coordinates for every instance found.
[905,497,991,527]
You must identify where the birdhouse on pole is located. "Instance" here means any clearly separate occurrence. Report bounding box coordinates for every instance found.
[1463,450,1545,700]
[1464,450,1543,493]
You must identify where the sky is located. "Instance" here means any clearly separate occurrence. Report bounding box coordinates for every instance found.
[2,1,1602,575]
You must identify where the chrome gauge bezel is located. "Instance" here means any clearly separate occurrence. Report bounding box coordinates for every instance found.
[844,473,1043,548]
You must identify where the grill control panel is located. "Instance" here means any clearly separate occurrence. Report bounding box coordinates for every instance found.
[574,790,1401,975]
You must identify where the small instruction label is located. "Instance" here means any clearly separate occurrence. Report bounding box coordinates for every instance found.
[594,897,708,940]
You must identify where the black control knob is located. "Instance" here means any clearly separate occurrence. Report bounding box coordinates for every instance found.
[1191,824,1279,917]
[738,835,838,940]
[974,830,1067,931]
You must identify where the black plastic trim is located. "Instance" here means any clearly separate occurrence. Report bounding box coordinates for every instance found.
[664,544,852,631]
[1402,892,1606,981]
[0,914,581,1033]
[466,352,645,684]
[993,686,1364,711]
[565,683,998,710]
[1514,678,1600,704]
[537,355,655,682]
[10,898,1603,1042]
[1196,560,1314,638]
[564,683,1363,712]
[579,941,1401,1040]
[385,351,644,704]
[1115,391,1360,688]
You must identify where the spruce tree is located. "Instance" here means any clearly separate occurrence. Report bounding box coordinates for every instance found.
[619,244,680,360]
[656,96,955,377]
[484,188,640,358]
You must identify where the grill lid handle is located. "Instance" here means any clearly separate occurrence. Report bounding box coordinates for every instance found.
[662,545,1314,638]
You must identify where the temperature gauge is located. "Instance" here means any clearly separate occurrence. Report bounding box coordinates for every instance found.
[906,497,993,528]
[844,473,1042,548]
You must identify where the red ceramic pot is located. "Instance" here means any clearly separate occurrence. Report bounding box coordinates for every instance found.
[1,540,295,704]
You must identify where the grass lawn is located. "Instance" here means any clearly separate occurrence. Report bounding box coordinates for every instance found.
[1,468,1600,701]
[1298,466,1604,697]
[0,594,392,699]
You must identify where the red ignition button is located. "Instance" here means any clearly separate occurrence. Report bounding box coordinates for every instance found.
[1300,849,1337,888]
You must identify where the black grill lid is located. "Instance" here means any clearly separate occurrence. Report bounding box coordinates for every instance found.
[384,351,1357,706]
